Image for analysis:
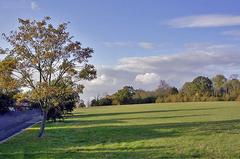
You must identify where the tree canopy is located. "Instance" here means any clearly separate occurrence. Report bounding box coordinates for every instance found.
[1,17,96,137]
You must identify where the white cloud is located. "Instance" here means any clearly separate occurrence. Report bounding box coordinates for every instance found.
[103,42,133,48]
[0,0,39,10]
[167,14,240,28]
[117,51,240,74]
[87,74,116,86]
[31,1,39,10]
[135,73,160,84]
[222,30,240,36]
[103,41,164,50]
[138,42,156,49]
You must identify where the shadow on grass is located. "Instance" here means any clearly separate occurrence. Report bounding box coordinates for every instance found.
[72,107,219,118]
[111,114,211,121]
[55,114,210,126]
[60,118,126,125]
[34,119,240,147]
[1,119,239,158]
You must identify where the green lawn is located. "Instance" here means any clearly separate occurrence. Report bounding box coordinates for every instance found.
[1,102,240,159]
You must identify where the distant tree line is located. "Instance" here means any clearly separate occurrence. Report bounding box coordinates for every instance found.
[90,75,240,106]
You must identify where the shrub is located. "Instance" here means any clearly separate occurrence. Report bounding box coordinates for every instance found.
[155,97,164,103]
[47,106,64,122]
[0,93,15,114]
[236,95,240,101]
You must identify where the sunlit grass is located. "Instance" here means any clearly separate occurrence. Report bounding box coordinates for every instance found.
[0,101,240,158]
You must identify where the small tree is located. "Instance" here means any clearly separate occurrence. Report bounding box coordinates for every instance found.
[1,17,96,137]
[224,79,240,99]
[181,82,196,96]
[212,74,227,96]
[114,86,135,105]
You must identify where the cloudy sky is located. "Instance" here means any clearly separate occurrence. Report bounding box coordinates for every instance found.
[0,0,240,101]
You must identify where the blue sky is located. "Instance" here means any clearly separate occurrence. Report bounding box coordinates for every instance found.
[1,0,240,100]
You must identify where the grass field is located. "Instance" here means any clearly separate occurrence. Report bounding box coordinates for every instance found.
[0,101,240,159]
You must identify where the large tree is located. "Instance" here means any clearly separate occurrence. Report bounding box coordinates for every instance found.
[192,76,213,96]
[1,17,96,137]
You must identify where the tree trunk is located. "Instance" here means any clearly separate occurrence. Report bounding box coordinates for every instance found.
[38,109,47,138]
